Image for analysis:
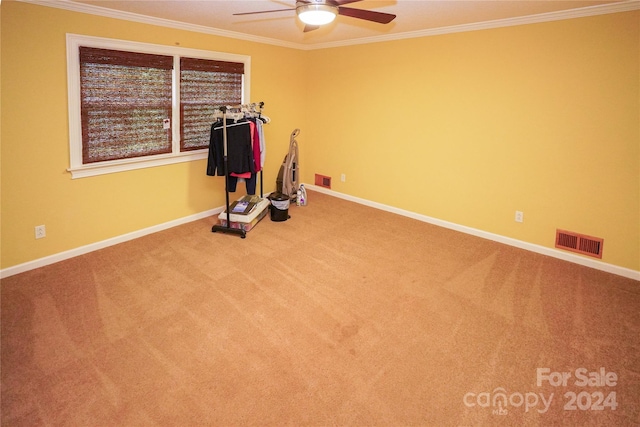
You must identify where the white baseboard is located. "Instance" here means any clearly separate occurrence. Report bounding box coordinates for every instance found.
[0,208,223,279]
[2,188,638,281]
[304,184,640,281]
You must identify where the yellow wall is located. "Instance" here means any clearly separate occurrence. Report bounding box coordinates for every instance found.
[2,1,638,272]
[0,1,307,268]
[304,11,640,271]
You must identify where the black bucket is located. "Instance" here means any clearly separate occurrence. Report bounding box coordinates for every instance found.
[268,192,290,222]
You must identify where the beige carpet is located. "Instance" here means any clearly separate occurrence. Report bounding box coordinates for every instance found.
[2,190,639,426]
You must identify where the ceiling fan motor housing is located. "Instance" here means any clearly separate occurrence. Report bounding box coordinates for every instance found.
[296,1,339,25]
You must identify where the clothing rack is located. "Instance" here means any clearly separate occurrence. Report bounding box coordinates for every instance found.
[211,102,267,238]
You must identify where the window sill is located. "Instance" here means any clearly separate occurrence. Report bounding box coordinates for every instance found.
[68,150,207,179]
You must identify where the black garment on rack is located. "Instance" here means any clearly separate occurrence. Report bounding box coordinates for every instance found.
[227,173,257,195]
[206,119,256,177]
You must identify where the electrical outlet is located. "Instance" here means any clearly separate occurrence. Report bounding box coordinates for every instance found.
[515,211,524,223]
[340,173,346,182]
[35,225,46,239]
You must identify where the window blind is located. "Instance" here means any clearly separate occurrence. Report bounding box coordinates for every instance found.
[180,57,244,151]
[79,47,174,163]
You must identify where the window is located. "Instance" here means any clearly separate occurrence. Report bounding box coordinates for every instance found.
[180,57,244,152]
[79,47,174,163]
[67,34,250,178]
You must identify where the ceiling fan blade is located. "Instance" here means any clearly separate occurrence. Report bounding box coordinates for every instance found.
[338,7,396,24]
[233,8,295,16]
[298,0,361,6]
[334,0,364,5]
[304,24,320,32]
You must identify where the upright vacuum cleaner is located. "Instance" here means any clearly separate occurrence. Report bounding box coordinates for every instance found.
[269,129,301,222]
[276,129,300,200]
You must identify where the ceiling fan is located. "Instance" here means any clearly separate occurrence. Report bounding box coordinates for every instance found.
[233,0,396,33]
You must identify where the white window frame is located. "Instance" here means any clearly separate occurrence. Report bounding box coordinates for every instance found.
[66,34,251,179]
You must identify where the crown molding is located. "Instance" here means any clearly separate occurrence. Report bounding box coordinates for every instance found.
[17,0,303,49]
[307,0,640,50]
[16,0,640,50]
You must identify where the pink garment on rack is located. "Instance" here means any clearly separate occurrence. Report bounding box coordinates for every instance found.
[252,121,262,172]
[230,172,252,178]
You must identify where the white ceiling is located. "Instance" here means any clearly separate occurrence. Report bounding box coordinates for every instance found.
[36,0,639,48]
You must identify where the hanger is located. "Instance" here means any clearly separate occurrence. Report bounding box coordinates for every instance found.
[213,111,243,121]
[213,119,250,130]
[212,102,267,128]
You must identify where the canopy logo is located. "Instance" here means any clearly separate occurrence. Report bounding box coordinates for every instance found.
[463,367,618,416]
[463,388,553,415]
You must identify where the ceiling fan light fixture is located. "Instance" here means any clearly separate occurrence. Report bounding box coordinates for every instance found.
[297,4,337,26]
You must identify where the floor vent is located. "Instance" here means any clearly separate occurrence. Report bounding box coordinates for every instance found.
[555,229,603,259]
[315,174,331,189]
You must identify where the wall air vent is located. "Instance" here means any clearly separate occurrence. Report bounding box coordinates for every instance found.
[555,229,603,259]
[315,174,331,189]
